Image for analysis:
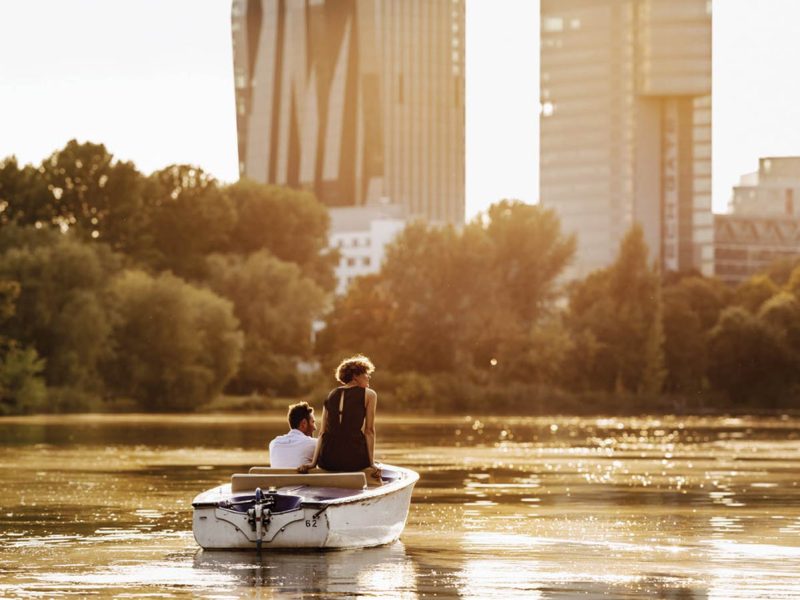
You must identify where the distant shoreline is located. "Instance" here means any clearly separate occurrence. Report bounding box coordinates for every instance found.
[2,409,799,424]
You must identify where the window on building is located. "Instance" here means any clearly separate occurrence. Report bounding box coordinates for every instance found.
[362,257,371,266]
[347,257,356,267]
[542,17,564,32]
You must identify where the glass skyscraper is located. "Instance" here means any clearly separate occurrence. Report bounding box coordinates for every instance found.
[231,0,465,225]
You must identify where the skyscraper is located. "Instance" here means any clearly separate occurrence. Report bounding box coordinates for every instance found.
[540,0,712,277]
[231,0,465,225]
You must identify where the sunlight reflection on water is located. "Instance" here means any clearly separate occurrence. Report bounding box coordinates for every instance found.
[1,414,800,598]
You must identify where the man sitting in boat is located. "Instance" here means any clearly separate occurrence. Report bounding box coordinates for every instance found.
[268,402,317,468]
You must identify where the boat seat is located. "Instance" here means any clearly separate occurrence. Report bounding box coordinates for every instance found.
[231,472,367,493]
[249,466,324,474]
[250,466,384,488]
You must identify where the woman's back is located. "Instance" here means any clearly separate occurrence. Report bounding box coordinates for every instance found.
[318,386,370,471]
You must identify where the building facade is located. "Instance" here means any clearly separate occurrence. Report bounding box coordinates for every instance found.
[540,0,712,278]
[730,157,800,217]
[714,214,800,286]
[329,204,406,295]
[714,157,800,286]
[231,0,465,225]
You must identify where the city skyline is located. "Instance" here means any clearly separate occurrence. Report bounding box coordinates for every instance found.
[1,0,800,220]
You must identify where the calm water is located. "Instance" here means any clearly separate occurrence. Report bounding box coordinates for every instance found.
[1,414,799,599]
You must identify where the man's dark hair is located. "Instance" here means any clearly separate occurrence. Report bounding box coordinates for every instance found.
[287,401,314,429]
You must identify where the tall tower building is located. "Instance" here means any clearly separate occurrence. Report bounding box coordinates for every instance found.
[231,0,465,225]
[540,0,712,277]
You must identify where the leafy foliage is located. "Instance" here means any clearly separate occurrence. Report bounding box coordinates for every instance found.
[0,231,119,391]
[5,139,800,413]
[104,270,243,411]
[147,165,236,279]
[0,280,46,415]
[0,141,337,411]
[707,307,794,406]
[206,251,326,395]
[564,225,664,394]
[320,201,576,387]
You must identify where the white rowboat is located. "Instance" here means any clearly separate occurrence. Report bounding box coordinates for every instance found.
[192,464,419,550]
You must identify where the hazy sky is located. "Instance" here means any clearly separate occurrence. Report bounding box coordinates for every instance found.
[1,0,799,220]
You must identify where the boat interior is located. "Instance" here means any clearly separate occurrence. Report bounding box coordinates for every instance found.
[223,466,400,501]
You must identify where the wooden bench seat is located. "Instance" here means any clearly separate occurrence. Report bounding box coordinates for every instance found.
[231,472,367,493]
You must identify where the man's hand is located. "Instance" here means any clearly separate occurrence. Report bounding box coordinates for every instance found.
[297,463,313,474]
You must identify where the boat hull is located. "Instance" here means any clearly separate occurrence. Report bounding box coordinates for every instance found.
[192,465,418,550]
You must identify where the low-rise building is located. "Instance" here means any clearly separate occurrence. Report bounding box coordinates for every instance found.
[715,157,800,285]
[714,214,800,286]
[329,203,407,295]
[731,157,800,217]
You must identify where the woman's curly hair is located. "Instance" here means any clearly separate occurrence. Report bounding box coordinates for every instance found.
[335,354,375,384]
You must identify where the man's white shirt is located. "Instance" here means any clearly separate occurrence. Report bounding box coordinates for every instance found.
[268,429,317,468]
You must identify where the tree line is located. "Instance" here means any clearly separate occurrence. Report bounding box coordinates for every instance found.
[0,140,332,413]
[319,207,800,414]
[2,140,799,414]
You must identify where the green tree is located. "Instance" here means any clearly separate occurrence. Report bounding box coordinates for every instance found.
[0,280,46,415]
[707,306,794,406]
[765,257,800,286]
[206,251,325,395]
[2,142,156,261]
[786,264,800,297]
[147,165,236,279]
[0,230,119,392]
[320,201,575,382]
[224,180,336,291]
[484,200,576,323]
[661,287,706,394]
[758,292,800,381]
[659,275,730,395]
[104,270,243,410]
[673,276,732,331]
[0,156,52,227]
[565,225,664,394]
[379,221,496,373]
[315,273,395,373]
[734,274,779,313]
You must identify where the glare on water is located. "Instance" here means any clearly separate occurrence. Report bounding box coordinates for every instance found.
[1,414,799,598]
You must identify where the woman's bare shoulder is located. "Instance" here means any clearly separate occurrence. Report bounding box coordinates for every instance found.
[365,388,378,402]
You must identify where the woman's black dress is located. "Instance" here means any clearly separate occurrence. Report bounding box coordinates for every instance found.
[318,386,371,472]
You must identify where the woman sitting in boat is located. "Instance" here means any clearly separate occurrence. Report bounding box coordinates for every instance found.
[298,355,380,482]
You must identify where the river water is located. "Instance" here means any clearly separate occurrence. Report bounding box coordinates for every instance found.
[1,414,799,598]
